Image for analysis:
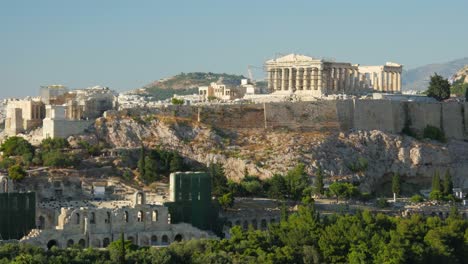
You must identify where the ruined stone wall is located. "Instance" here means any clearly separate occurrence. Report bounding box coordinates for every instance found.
[123,100,468,140]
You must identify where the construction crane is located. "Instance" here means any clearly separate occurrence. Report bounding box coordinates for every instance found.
[247,65,263,84]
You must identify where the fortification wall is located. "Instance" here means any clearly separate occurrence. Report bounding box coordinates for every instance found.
[124,100,468,140]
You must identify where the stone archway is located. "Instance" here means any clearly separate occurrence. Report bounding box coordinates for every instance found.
[91,238,101,248]
[151,235,158,246]
[140,236,149,246]
[37,216,45,229]
[127,236,135,245]
[103,238,111,247]
[66,239,74,247]
[261,219,267,230]
[134,191,146,205]
[78,239,86,248]
[47,240,59,250]
[162,235,169,245]
[174,234,183,242]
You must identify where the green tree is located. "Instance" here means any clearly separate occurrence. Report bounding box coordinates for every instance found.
[314,165,324,196]
[266,174,288,199]
[209,163,228,197]
[443,170,453,196]
[329,182,360,202]
[218,192,234,210]
[171,97,184,105]
[432,171,441,192]
[142,156,159,183]
[426,73,451,101]
[40,137,70,152]
[392,173,401,202]
[465,84,468,101]
[8,164,26,181]
[285,163,309,201]
[169,153,184,172]
[0,136,34,157]
[137,145,146,176]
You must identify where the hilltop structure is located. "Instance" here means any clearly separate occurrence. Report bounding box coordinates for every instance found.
[4,86,118,139]
[265,54,403,97]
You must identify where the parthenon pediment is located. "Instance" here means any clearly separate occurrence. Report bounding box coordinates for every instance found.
[266,53,317,64]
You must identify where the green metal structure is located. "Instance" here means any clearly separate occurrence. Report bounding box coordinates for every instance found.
[0,192,36,240]
[164,172,219,231]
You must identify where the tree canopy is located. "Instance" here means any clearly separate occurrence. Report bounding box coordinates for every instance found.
[426,73,451,101]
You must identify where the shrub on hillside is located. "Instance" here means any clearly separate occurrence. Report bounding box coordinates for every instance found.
[423,125,445,142]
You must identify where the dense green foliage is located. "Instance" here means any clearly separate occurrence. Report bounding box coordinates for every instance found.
[347,157,368,173]
[0,136,34,157]
[392,173,401,196]
[171,98,185,105]
[3,206,468,264]
[423,125,446,142]
[450,79,468,97]
[410,194,425,203]
[8,164,26,181]
[328,182,360,201]
[426,73,451,101]
[314,166,324,196]
[137,146,187,184]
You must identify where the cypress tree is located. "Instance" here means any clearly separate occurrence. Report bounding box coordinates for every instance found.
[443,170,453,196]
[431,171,441,192]
[137,145,146,177]
[314,165,324,195]
[120,232,126,264]
[392,173,401,196]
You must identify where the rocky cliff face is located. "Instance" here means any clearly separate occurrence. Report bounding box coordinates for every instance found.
[92,113,468,192]
[451,65,468,83]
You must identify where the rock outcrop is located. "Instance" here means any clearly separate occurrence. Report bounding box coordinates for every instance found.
[93,113,468,192]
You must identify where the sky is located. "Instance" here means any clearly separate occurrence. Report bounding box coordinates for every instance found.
[1,0,468,98]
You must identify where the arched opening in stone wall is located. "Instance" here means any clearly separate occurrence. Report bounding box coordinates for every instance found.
[90,212,96,224]
[270,218,276,224]
[261,219,267,230]
[140,236,149,246]
[135,192,146,205]
[78,239,86,248]
[235,220,241,226]
[174,234,183,242]
[47,240,59,250]
[127,236,135,245]
[124,211,129,222]
[38,216,45,229]
[75,213,81,224]
[91,238,101,248]
[226,221,232,228]
[152,210,159,222]
[162,235,169,245]
[103,238,110,247]
[137,210,144,222]
[67,239,74,247]
[242,220,248,230]
[1,178,7,192]
[151,235,158,245]
[251,219,258,229]
[105,212,111,224]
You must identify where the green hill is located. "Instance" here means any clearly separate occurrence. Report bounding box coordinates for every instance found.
[141,72,247,100]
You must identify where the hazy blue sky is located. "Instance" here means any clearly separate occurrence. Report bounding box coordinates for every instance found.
[1,0,467,98]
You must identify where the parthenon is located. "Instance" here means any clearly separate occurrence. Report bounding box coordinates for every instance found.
[265,54,403,97]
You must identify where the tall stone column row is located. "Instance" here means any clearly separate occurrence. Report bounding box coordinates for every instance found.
[326,67,360,93]
[268,67,323,91]
[375,71,401,92]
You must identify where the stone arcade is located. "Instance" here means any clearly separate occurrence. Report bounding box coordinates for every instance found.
[21,191,214,249]
[265,54,403,97]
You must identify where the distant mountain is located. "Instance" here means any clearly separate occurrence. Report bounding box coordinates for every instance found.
[403,57,468,91]
[138,72,247,100]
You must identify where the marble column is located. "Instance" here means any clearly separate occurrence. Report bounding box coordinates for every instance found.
[296,68,301,90]
[273,69,278,91]
[268,69,273,90]
[317,68,322,91]
[281,68,286,91]
[303,68,308,90]
[397,72,401,92]
[288,68,293,91]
